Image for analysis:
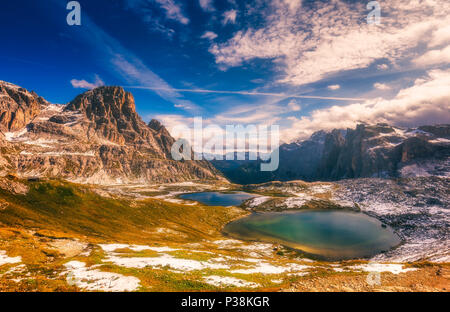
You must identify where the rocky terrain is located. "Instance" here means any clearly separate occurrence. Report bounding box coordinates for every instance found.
[240,177,449,263]
[0,81,222,184]
[215,123,450,184]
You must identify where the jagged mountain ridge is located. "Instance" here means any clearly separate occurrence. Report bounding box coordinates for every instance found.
[214,123,450,184]
[0,81,223,184]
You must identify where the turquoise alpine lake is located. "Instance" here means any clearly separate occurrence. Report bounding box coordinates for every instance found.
[179,192,255,206]
[223,210,401,260]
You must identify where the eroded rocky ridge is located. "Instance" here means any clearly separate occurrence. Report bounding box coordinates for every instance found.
[0,81,223,184]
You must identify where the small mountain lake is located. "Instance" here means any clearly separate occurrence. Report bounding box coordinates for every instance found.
[179,192,255,206]
[223,210,401,260]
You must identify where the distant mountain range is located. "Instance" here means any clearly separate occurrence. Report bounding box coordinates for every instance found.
[0,81,223,184]
[1,80,448,186]
[213,123,450,184]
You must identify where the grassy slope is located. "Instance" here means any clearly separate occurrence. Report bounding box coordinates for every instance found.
[0,179,244,243]
[0,178,249,291]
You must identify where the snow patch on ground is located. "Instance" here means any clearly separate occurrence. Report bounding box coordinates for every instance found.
[283,195,311,208]
[203,275,259,288]
[0,250,21,266]
[400,164,432,177]
[349,263,417,275]
[231,262,311,275]
[429,138,450,144]
[371,239,450,263]
[213,240,275,257]
[99,244,178,253]
[154,192,197,205]
[4,128,28,142]
[63,261,140,292]
[309,184,333,194]
[20,151,96,157]
[104,253,229,271]
[100,243,228,272]
[213,239,243,247]
[246,196,271,207]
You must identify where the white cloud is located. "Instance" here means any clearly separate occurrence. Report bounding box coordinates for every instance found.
[154,0,189,24]
[373,83,391,90]
[199,0,214,12]
[201,31,218,40]
[283,0,302,13]
[223,9,237,25]
[377,64,389,70]
[126,0,189,27]
[287,99,301,111]
[251,78,264,84]
[281,69,450,141]
[70,75,104,89]
[428,24,450,48]
[327,85,340,90]
[210,0,450,86]
[413,45,450,67]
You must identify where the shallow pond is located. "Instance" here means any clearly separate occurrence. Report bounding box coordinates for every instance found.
[179,192,255,206]
[223,210,401,260]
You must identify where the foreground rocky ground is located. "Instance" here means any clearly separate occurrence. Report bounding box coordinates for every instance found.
[0,177,448,292]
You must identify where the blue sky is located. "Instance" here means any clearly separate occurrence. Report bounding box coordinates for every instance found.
[1,0,449,142]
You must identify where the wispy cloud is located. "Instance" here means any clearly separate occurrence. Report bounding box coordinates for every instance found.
[124,0,189,37]
[126,86,368,101]
[70,75,104,89]
[201,31,218,40]
[111,54,199,110]
[199,0,214,12]
[327,85,340,90]
[373,83,391,91]
[154,0,189,24]
[413,45,450,67]
[210,0,450,86]
[223,9,237,25]
[287,99,301,112]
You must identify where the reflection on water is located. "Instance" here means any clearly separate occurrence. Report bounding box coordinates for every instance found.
[224,210,401,260]
[179,192,255,206]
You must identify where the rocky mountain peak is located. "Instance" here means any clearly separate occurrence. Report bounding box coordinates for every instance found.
[0,81,223,184]
[66,86,136,119]
[64,86,158,146]
[148,119,164,132]
[0,81,47,132]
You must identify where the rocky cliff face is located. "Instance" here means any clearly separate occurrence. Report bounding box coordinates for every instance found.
[0,82,223,184]
[0,81,47,132]
[215,123,450,184]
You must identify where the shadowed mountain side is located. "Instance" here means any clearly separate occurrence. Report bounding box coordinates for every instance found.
[213,124,450,184]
